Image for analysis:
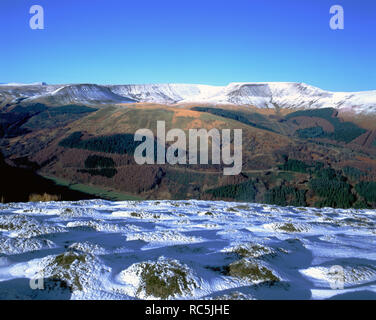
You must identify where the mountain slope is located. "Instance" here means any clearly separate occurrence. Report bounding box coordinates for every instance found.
[1,82,375,114]
[1,83,376,208]
[2,103,373,208]
[27,84,137,105]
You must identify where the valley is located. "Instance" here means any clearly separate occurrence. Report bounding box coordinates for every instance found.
[0,82,376,209]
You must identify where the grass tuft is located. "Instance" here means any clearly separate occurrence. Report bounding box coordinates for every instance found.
[29,193,61,202]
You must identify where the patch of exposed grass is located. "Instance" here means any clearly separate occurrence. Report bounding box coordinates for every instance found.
[0,222,16,230]
[53,251,87,269]
[0,215,34,231]
[232,243,274,258]
[47,251,91,291]
[226,259,279,283]
[234,205,250,210]
[137,260,196,299]
[278,223,300,233]
[130,212,142,217]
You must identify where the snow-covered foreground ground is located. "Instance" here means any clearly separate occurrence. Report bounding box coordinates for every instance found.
[0,200,375,300]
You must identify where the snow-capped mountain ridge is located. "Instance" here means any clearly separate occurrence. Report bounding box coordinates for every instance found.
[1,82,375,113]
[40,84,137,104]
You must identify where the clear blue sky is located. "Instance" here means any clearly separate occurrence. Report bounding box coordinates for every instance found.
[0,0,375,91]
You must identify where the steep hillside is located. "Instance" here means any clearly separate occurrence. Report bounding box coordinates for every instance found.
[1,82,376,207]
[1,100,375,208]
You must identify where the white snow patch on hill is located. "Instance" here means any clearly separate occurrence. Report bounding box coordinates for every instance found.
[1,82,375,114]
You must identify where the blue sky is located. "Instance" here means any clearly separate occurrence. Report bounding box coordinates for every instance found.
[0,0,375,91]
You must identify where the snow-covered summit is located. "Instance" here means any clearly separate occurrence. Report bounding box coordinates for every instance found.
[1,82,375,114]
[111,82,376,114]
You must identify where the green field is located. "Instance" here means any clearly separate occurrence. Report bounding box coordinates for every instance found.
[43,175,143,201]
